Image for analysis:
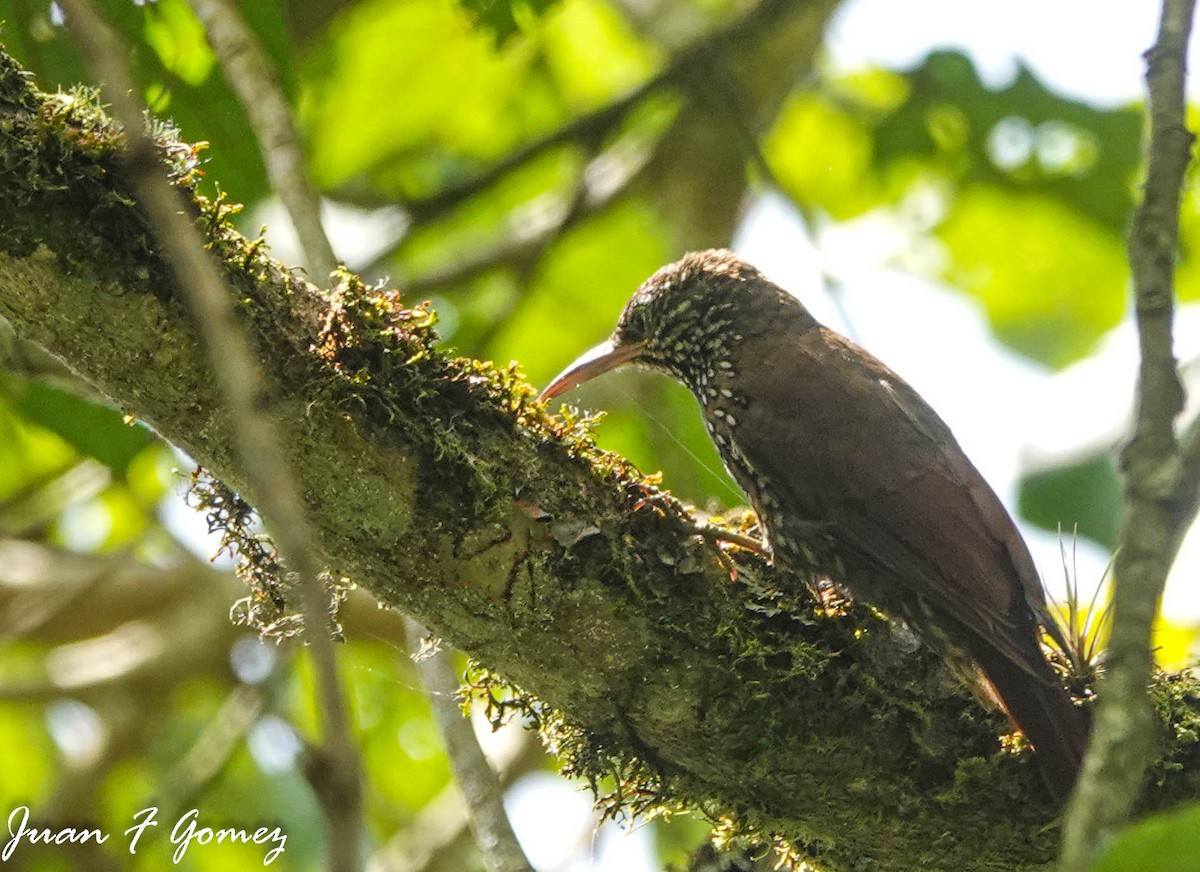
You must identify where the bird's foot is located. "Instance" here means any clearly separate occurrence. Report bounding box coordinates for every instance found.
[689,521,769,556]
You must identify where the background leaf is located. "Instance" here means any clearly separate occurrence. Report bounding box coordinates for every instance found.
[1092,804,1200,872]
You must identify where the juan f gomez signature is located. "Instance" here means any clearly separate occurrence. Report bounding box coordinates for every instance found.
[3,806,287,865]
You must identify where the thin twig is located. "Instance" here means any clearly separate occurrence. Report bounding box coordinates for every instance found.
[352,0,799,276]
[391,77,664,224]
[390,1,814,305]
[359,114,662,284]
[1059,2,1197,869]
[55,3,363,870]
[365,726,541,872]
[467,152,611,350]
[164,683,268,809]
[349,0,781,221]
[400,168,611,296]
[704,64,861,341]
[189,7,531,850]
[186,0,339,284]
[404,620,533,872]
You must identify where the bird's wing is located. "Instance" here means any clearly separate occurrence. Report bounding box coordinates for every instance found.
[737,327,1056,673]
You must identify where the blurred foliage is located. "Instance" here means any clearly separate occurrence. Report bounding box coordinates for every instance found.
[1,0,290,200]
[1092,803,1200,872]
[768,50,1143,368]
[2,0,1200,868]
[1,374,153,477]
[1154,617,1199,672]
[1019,454,1122,551]
[0,369,535,870]
[300,0,658,194]
[456,0,564,46]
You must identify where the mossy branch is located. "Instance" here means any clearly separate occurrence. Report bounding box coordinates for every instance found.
[1,46,1197,872]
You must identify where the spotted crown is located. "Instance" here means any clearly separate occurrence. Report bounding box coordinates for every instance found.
[613,250,770,391]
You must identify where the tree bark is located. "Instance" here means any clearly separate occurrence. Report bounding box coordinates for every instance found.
[1,43,1197,872]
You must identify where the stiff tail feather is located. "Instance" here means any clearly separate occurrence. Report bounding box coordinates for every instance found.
[970,639,1090,801]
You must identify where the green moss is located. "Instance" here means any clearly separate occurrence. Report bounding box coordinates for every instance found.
[185,469,351,639]
[1147,670,1200,805]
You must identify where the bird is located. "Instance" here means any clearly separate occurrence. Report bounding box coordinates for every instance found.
[540,249,1089,800]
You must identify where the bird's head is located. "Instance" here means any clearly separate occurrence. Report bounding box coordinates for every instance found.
[541,249,800,400]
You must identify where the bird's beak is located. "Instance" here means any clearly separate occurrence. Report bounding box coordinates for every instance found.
[540,339,645,401]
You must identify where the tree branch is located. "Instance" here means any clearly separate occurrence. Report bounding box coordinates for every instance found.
[365,724,543,872]
[1060,2,1198,869]
[406,621,533,872]
[2,41,1198,872]
[183,5,538,866]
[51,2,363,868]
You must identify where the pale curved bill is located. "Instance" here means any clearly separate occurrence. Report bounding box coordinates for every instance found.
[539,339,645,401]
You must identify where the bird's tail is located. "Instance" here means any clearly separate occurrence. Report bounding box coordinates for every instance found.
[971,640,1091,801]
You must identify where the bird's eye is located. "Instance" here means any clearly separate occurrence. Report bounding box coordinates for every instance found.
[617,304,648,343]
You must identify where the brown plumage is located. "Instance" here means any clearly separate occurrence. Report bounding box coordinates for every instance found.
[541,249,1088,799]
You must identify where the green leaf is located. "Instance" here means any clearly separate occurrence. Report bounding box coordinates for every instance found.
[0,0,293,205]
[458,0,564,46]
[937,186,1127,367]
[485,197,668,381]
[765,92,886,220]
[1018,453,1121,550]
[1092,803,1200,872]
[306,0,656,200]
[541,0,656,110]
[875,50,1142,234]
[142,0,215,87]
[0,375,153,476]
[302,0,559,193]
